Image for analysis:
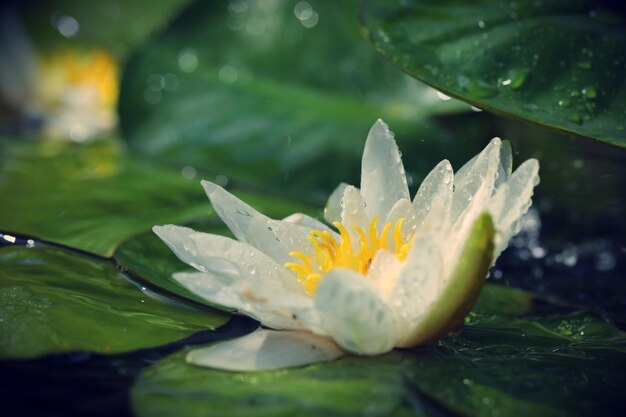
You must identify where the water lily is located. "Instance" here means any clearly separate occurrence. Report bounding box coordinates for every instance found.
[154,119,539,371]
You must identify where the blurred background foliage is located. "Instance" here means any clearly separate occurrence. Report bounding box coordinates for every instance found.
[0,1,625,416]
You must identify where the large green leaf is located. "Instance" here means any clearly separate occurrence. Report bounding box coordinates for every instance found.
[0,245,229,359]
[360,0,626,147]
[406,312,626,417]
[119,0,467,192]
[0,138,211,256]
[131,286,625,417]
[132,350,415,417]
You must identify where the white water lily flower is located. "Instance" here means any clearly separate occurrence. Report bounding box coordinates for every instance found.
[154,119,539,371]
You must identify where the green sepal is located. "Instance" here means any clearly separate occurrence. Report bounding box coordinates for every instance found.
[404,212,495,346]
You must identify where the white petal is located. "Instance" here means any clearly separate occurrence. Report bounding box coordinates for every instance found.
[455,137,509,186]
[315,268,396,355]
[173,271,316,330]
[413,159,454,232]
[340,185,369,248]
[201,180,266,243]
[495,140,513,188]
[324,182,349,224]
[283,213,331,232]
[489,158,540,257]
[388,233,442,346]
[201,181,313,265]
[187,329,344,371]
[384,198,417,240]
[450,138,501,229]
[153,225,304,295]
[360,119,409,219]
[367,250,404,301]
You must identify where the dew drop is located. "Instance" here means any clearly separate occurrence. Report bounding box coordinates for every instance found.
[566,114,582,124]
[458,76,498,98]
[178,48,198,73]
[582,86,597,99]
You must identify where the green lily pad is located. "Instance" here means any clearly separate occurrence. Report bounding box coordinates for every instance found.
[132,350,415,417]
[470,283,533,317]
[132,285,624,417]
[0,138,212,256]
[119,0,468,192]
[360,0,626,147]
[114,228,215,306]
[0,245,229,359]
[406,311,626,417]
[0,137,310,258]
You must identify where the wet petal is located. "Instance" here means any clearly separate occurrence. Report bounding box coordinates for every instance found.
[489,158,540,257]
[324,182,349,224]
[173,271,314,330]
[450,138,501,228]
[315,268,396,355]
[202,181,313,265]
[187,329,344,372]
[389,233,442,346]
[495,140,513,188]
[283,213,332,233]
[413,159,454,232]
[360,119,409,219]
[367,250,404,301]
[340,185,370,247]
[153,225,304,294]
[384,198,417,240]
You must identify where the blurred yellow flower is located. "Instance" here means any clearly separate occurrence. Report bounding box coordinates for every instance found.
[37,49,119,140]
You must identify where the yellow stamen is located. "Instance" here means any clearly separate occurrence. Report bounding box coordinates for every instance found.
[380,222,393,250]
[284,217,415,295]
[393,218,406,250]
[369,217,380,253]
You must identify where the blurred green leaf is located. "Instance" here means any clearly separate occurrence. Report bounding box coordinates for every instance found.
[0,138,211,256]
[19,0,194,58]
[131,285,625,417]
[360,0,626,147]
[119,0,468,192]
[0,137,313,257]
[0,245,229,359]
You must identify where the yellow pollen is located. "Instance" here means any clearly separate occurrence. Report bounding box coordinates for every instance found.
[284,217,415,295]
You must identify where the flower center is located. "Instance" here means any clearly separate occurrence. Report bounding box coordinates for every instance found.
[284,217,414,295]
